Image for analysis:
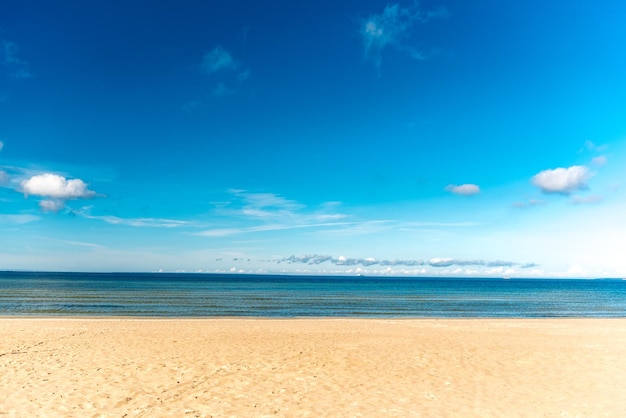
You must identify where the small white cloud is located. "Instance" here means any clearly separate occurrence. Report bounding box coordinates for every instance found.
[531,166,591,194]
[0,140,4,151]
[202,46,238,74]
[21,173,96,199]
[591,155,607,167]
[39,199,66,213]
[445,184,480,196]
[0,170,8,185]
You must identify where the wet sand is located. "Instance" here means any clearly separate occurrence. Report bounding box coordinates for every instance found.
[1,318,625,417]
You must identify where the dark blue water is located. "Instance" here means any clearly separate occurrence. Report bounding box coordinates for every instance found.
[0,272,625,317]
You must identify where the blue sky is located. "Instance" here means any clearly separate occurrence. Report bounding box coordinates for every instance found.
[1,0,626,277]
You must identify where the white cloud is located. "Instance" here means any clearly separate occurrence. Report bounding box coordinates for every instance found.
[21,173,96,199]
[39,199,66,213]
[0,140,4,151]
[202,46,238,73]
[360,3,448,68]
[0,170,8,185]
[591,155,607,167]
[531,165,591,194]
[445,184,480,196]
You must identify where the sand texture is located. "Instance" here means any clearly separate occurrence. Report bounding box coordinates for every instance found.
[1,318,625,417]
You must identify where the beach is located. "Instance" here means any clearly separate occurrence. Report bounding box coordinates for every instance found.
[1,318,625,417]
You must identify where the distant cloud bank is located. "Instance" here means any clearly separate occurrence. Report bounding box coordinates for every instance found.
[281,254,536,269]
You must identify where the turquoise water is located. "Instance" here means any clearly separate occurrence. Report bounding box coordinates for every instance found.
[0,272,625,317]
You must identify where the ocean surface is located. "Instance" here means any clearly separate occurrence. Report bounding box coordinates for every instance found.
[0,272,625,317]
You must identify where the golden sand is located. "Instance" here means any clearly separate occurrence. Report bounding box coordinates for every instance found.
[1,318,625,417]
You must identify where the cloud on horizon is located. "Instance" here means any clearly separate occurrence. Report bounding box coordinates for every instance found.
[281,254,535,269]
[360,2,448,69]
[531,165,591,195]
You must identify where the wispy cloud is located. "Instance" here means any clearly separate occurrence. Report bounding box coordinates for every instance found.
[201,46,250,97]
[512,199,545,209]
[401,221,480,228]
[201,190,485,239]
[225,190,346,223]
[80,213,196,228]
[570,194,602,205]
[202,46,238,73]
[196,221,352,237]
[580,140,608,153]
[445,183,480,196]
[0,214,40,225]
[0,141,6,185]
[590,155,607,167]
[197,190,351,237]
[360,2,448,69]
[34,236,106,250]
[2,40,33,79]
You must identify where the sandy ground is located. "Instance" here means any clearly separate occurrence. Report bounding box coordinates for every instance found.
[1,318,625,417]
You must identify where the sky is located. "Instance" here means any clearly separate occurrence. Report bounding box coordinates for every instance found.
[1,0,626,277]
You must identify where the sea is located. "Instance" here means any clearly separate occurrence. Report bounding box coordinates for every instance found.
[0,271,625,318]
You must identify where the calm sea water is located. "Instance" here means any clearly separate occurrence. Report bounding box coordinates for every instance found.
[0,272,625,317]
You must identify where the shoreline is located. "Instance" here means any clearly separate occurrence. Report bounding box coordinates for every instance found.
[2,318,626,416]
